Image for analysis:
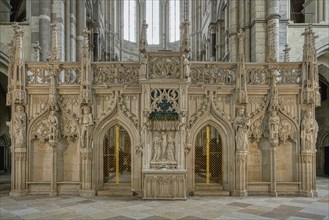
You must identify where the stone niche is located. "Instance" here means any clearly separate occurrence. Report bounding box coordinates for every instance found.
[142,86,187,200]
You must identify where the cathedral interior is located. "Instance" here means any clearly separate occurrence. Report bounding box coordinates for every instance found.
[0,0,328,199]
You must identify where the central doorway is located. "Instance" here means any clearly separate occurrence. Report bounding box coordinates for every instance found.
[103,125,131,184]
[195,125,222,186]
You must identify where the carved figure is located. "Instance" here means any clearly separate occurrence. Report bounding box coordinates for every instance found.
[301,110,317,151]
[80,106,93,148]
[161,132,167,161]
[233,108,250,151]
[183,55,191,81]
[167,133,175,162]
[14,105,26,148]
[139,54,147,79]
[268,110,280,144]
[152,132,162,161]
[48,110,58,141]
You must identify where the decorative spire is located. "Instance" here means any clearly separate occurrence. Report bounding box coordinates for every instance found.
[82,28,90,61]
[267,21,277,62]
[302,25,318,63]
[237,29,245,63]
[180,19,191,55]
[49,21,59,63]
[7,22,26,105]
[283,44,290,62]
[139,20,148,54]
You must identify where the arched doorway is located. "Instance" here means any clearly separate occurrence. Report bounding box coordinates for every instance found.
[103,125,131,184]
[194,125,222,186]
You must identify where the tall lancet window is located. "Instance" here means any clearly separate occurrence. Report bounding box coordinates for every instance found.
[169,0,180,42]
[124,0,136,42]
[146,0,160,44]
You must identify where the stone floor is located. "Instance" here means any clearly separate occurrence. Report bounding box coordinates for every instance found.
[0,176,328,220]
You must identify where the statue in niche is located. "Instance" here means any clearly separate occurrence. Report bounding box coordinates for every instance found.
[14,105,26,148]
[161,132,167,161]
[301,110,318,151]
[48,110,58,142]
[152,132,162,162]
[80,106,93,148]
[268,110,280,145]
[139,54,147,79]
[183,55,191,81]
[233,108,250,151]
[167,132,175,162]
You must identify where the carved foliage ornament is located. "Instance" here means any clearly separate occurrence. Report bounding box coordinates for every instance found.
[118,95,139,127]
[150,88,179,114]
[149,57,181,79]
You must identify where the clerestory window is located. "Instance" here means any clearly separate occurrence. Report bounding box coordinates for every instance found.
[169,0,180,42]
[124,0,137,42]
[146,0,160,44]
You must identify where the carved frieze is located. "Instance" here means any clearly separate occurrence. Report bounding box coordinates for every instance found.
[93,64,139,85]
[149,57,181,79]
[191,65,235,85]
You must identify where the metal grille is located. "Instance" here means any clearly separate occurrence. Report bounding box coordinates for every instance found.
[195,125,222,184]
[103,125,131,183]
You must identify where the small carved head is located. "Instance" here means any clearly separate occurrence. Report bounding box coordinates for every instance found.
[83,105,90,114]
[16,105,24,112]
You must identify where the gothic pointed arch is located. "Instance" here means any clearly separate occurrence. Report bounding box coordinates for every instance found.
[187,111,235,194]
[92,112,141,192]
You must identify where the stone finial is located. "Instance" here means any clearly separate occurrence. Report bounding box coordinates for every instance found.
[82,28,90,60]
[50,21,58,63]
[180,19,191,55]
[268,71,279,111]
[302,25,318,63]
[267,21,276,62]
[139,20,148,53]
[283,44,290,62]
[237,29,245,63]
[32,41,41,62]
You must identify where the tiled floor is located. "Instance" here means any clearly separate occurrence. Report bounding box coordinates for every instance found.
[0,177,328,220]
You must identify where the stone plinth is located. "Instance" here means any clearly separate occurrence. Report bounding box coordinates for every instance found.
[143,169,187,200]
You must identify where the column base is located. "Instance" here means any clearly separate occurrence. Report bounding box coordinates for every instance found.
[49,191,58,196]
[233,190,248,197]
[79,189,96,198]
[300,190,317,197]
[270,191,278,197]
[10,190,27,197]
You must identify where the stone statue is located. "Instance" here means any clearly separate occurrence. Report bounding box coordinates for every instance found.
[234,108,250,151]
[167,133,175,162]
[183,55,191,81]
[139,54,147,79]
[14,105,26,148]
[152,132,162,162]
[48,110,58,142]
[301,110,317,151]
[80,106,93,148]
[268,110,280,144]
[161,132,167,161]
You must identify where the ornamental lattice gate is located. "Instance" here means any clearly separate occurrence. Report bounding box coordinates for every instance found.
[195,125,222,185]
[103,125,131,184]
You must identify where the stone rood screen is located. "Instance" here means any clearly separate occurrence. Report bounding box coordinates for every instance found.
[7,23,320,199]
